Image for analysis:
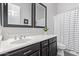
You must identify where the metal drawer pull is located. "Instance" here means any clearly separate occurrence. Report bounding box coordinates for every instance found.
[24,50,32,55]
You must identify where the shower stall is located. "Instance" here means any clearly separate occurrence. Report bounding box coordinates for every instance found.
[54,8,79,55]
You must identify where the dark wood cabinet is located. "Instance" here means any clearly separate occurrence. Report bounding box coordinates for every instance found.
[49,42,57,56]
[40,40,48,56]
[49,37,57,56]
[41,46,48,56]
[0,36,57,56]
[1,43,40,56]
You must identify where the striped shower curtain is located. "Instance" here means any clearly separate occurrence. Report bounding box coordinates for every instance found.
[54,8,79,52]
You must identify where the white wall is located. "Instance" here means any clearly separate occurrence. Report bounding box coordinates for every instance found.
[0,3,57,40]
[44,3,57,35]
[57,3,79,14]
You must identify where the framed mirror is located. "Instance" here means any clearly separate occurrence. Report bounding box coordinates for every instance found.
[34,3,47,28]
[3,3,33,27]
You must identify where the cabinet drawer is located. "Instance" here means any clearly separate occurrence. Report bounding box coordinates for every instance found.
[49,36,57,44]
[41,40,48,48]
[4,43,40,56]
[30,50,40,56]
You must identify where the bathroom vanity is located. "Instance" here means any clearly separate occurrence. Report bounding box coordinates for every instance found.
[0,35,57,56]
[0,3,57,56]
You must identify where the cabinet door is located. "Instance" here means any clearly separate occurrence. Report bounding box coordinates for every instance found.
[30,50,40,56]
[41,47,48,56]
[49,42,57,56]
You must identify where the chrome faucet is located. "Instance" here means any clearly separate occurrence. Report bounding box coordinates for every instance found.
[15,33,25,40]
[15,33,19,40]
[20,34,25,40]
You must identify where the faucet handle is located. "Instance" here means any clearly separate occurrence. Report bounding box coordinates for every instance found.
[15,33,19,40]
[20,34,25,40]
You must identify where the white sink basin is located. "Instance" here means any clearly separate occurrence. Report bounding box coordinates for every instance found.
[11,39,31,44]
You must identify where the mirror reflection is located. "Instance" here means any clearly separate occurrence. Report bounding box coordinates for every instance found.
[36,3,45,27]
[8,3,32,25]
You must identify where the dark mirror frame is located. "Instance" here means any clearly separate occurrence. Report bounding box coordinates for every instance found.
[33,3,47,28]
[3,3,33,28]
[0,3,2,26]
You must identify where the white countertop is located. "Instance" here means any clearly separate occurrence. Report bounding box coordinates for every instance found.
[0,34,57,54]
